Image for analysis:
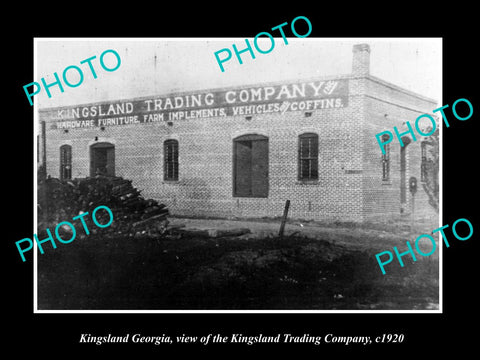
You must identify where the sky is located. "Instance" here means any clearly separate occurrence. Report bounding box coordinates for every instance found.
[34,38,442,109]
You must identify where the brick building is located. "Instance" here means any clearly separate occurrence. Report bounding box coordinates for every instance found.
[38,43,439,223]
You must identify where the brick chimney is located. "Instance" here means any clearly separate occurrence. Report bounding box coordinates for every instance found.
[352,43,370,76]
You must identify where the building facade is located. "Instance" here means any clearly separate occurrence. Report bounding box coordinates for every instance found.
[38,44,439,222]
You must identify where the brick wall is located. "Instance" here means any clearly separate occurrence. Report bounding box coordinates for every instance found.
[40,44,440,224]
[41,77,439,223]
[361,76,439,222]
[43,87,365,222]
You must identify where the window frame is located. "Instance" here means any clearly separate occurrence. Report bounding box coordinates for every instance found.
[381,134,390,182]
[298,132,319,182]
[59,144,72,180]
[164,139,179,181]
[420,141,427,183]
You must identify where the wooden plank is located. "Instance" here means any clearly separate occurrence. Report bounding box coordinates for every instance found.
[132,213,168,228]
[207,228,251,238]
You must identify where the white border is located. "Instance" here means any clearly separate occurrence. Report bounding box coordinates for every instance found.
[33,37,443,314]
[33,38,39,311]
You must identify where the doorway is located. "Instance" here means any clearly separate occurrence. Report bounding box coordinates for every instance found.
[233,134,268,197]
[90,142,115,176]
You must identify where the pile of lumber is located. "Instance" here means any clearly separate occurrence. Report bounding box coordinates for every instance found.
[38,175,169,238]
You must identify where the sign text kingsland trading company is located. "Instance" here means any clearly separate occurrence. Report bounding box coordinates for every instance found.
[41,79,349,129]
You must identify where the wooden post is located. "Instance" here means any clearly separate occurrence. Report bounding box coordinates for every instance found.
[278,200,290,238]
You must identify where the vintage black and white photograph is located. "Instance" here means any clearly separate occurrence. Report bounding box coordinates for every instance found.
[34,38,442,311]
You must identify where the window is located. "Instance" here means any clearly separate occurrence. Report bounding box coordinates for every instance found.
[399,137,411,204]
[421,141,427,182]
[233,134,268,197]
[60,145,72,180]
[381,134,390,181]
[90,142,115,177]
[298,133,318,181]
[164,139,179,181]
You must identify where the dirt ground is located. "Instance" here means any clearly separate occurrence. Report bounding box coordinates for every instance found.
[169,215,440,252]
[37,216,440,311]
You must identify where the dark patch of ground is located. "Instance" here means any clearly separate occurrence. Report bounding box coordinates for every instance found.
[37,229,438,310]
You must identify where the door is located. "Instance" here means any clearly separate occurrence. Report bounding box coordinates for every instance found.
[90,142,115,176]
[233,134,268,197]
